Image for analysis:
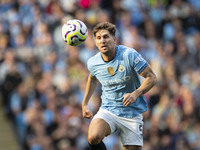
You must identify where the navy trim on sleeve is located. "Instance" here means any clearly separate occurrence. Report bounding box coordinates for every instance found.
[137,63,148,74]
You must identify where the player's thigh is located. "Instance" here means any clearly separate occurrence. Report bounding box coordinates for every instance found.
[88,118,111,140]
[119,114,143,147]
[123,145,142,150]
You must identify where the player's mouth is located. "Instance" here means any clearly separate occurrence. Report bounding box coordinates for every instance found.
[101,45,107,49]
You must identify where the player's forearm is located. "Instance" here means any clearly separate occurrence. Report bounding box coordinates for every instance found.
[82,74,98,106]
[134,75,157,98]
[133,65,157,98]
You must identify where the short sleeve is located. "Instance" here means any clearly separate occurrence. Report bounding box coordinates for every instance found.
[129,49,148,74]
[87,58,95,77]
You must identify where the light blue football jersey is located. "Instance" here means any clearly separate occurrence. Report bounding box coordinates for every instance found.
[87,45,148,118]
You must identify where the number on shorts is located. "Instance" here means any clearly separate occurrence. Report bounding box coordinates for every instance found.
[139,124,143,136]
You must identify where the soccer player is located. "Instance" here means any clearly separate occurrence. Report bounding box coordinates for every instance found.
[82,22,157,150]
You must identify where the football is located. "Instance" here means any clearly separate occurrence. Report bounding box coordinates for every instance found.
[61,19,88,46]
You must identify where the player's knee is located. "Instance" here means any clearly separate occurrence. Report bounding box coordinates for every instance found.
[88,133,103,145]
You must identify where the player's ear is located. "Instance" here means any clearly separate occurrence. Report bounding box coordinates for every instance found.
[114,36,117,44]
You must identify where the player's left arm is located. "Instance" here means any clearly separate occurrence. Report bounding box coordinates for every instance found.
[137,65,157,95]
[123,65,157,107]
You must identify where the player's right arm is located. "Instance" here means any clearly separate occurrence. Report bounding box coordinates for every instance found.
[82,74,99,119]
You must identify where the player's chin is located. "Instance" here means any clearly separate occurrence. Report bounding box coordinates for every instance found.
[100,48,109,54]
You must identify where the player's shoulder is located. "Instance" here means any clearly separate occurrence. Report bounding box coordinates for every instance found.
[88,52,101,63]
[117,45,138,56]
[87,52,101,68]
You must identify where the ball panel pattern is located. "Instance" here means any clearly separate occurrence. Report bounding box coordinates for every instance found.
[61,19,88,46]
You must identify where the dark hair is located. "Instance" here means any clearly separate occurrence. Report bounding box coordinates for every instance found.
[93,22,116,37]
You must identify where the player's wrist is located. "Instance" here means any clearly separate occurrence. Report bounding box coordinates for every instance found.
[82,103,88,107]
[133,89,142,98]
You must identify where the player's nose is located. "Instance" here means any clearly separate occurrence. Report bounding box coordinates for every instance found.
[100,38,106,44]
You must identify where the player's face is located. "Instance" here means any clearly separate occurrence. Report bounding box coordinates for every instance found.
[95,30,116,55]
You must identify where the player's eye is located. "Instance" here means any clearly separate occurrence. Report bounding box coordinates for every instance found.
[96,36,101,40]
[104,35,109,39]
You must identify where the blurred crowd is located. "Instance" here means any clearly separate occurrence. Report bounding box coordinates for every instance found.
[0,0,200,150]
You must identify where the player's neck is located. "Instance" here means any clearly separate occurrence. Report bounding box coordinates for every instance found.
[101,48,116,62]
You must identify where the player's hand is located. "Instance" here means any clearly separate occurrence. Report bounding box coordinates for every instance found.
[82,105,93,119]
[122,93,137,107]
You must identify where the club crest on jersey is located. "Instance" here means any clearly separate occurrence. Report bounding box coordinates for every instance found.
[107,67,114,76]
[118,65,125,72]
